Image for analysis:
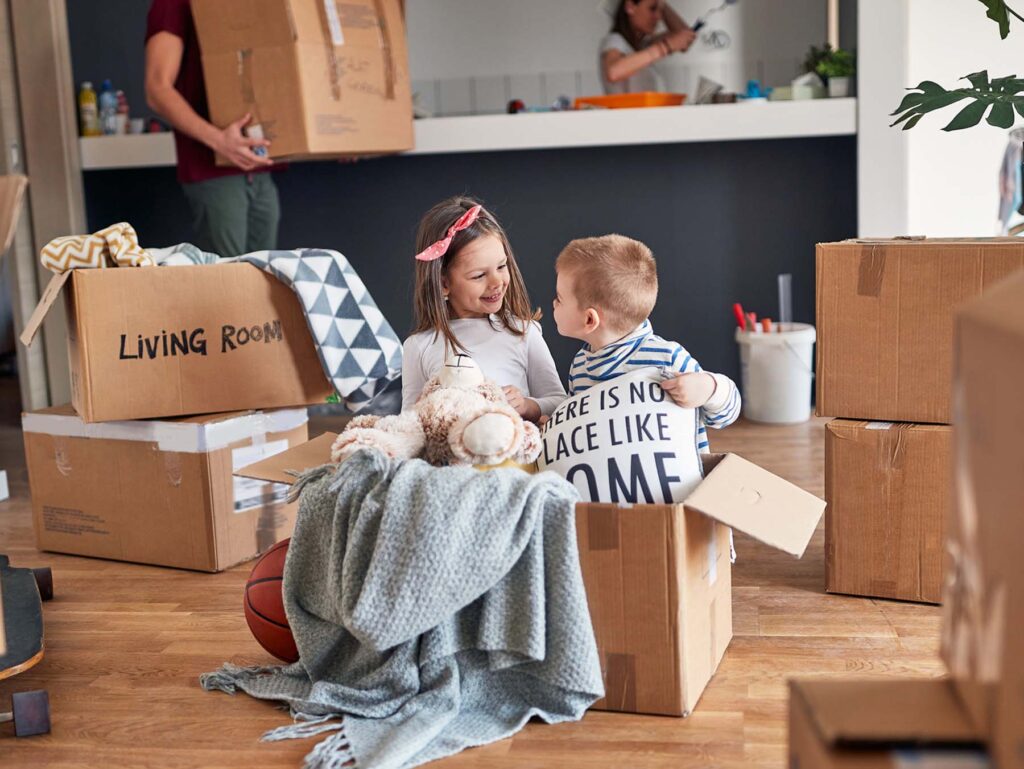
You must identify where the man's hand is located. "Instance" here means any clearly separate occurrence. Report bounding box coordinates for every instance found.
[660,371,716,408]
[213,113,273,171]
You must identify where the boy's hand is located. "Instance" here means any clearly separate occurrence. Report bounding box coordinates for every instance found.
[503,385,542,422]
[660,372,716,408]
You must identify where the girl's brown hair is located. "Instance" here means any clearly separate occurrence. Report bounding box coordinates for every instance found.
[412,196,539,354]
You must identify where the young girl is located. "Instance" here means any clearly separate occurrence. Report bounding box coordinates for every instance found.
[402,197,565,422]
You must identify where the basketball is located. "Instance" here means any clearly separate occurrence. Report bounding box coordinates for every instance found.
[243,538,298,663]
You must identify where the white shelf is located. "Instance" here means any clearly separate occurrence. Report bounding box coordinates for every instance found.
[411,97,857,154]
[79,132,177,170]
[79,98,857,170]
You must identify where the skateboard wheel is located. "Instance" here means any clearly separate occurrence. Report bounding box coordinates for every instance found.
[31,568,53,601]
[12,690,50,737]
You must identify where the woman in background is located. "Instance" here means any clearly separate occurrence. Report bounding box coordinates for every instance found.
[601,0,697,94]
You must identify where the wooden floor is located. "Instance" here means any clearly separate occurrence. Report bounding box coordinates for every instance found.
[0,384,945,768]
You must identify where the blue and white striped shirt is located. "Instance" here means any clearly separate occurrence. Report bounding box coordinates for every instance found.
[567,320,741,452]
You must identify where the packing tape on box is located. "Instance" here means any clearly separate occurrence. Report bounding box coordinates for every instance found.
[587,506,620,551]
[164,452,183,488]
[374,0,397,99]
[22,409,308,454]
[319,0,343,101]
[237,49,257,105]
[879,425,907,471]
[317,0,398,102]
[603,653,637,712]
[53,436,72,476]
[857,244,886,297]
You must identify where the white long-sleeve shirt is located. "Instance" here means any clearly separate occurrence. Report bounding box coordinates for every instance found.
[567,319,741,452]
[401,317,566,415]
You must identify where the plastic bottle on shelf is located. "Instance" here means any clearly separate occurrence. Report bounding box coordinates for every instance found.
[115,90,129,134]
[98,79,118,135]
[78,81,100,137]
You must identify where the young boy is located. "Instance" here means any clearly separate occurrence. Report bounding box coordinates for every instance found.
[551,234,741,453]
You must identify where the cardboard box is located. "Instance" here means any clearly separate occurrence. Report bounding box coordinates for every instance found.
[192,0,413,162]
[943,269,1024,768]
[23,406,308,571]
[238,436,826,716]
[789,679,987,768]
[825,419,950,604]
[20,263,333,422]
[816,239,1024,423]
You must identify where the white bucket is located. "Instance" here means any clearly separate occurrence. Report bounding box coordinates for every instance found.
[735,322,816,424]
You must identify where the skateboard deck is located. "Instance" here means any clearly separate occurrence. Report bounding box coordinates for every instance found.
[0,555,50,737]
[0,555,44,680]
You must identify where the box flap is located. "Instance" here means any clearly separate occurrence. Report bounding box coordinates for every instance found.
[235,431,337,484]
[0,174,27,255]
[19,270,70,347]
[684,453,825,557]
[792,679,982,747]
[830,237,1024,246]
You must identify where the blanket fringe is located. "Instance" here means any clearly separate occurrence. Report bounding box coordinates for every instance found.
[199,663,282,694]
[302,726,356,769]
[260,712,355,769]
[288,464,337,503]
[262,712,343,742]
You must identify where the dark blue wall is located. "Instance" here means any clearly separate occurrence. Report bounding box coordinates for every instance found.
[71,2,857,390]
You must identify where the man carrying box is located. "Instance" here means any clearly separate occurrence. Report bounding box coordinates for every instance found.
[144,0,281,258]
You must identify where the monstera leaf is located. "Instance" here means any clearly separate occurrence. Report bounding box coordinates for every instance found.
[979,0,1023,38]
[891,71,1024,131]
[891,1,1024,131]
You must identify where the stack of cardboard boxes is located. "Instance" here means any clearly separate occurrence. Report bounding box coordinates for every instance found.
[16,0,415,572]
[19,262,335,572]
[816,238,1024,604]
[789,250,1024,766]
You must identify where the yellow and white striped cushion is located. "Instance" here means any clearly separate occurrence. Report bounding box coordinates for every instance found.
[40,222,154,273]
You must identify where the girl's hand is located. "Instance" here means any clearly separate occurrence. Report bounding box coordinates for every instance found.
[503,385,542,422]
[665,27,697,53]
[660,372,716,408]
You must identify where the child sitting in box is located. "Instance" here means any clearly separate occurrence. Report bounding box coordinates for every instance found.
[551,234,741,453]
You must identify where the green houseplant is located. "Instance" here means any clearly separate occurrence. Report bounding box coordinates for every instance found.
[815,48,856,97]
[891,0,1024,130]
[802,44,833,77]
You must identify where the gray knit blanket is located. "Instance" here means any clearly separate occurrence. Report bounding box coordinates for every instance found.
[201,450,603,769]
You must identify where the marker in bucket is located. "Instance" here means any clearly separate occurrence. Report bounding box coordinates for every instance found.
[732,302,747,330]
[746,312,759,333]
[761,317,772,333]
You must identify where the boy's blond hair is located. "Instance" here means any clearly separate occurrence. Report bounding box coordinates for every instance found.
[556,235,658,334]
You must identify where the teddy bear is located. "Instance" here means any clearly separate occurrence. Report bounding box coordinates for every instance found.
[330,354,543,467]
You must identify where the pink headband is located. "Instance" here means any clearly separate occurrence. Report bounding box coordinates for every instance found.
[414,205,482,262]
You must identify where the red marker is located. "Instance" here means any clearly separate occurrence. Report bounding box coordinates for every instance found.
[732,303,746,330]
